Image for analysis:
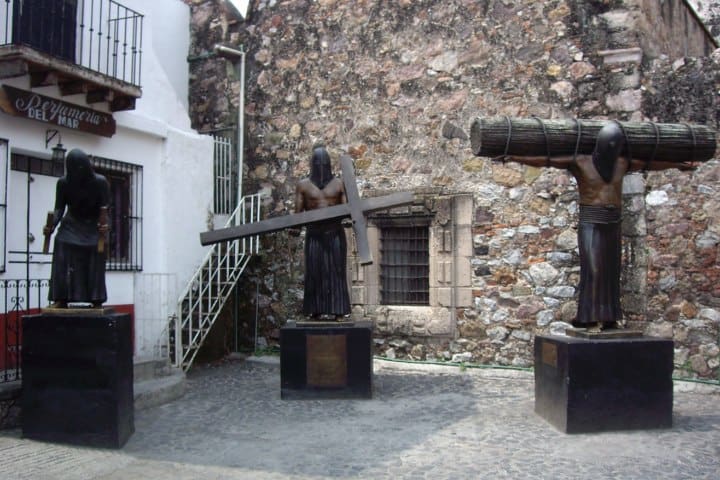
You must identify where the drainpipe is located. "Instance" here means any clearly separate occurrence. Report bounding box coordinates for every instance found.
[213,44,246,216]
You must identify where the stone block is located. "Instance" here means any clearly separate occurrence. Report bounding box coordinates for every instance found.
[22,312,134,448]
[351,285,366,305]
[534,335,673,433]
[280,322,373,399]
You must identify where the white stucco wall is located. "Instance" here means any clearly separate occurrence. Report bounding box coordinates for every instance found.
[115,0,193,130]
[0,0,214,355]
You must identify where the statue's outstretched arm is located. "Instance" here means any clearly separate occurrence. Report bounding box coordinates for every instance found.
[627,157,697,172]
[493,154,578,169]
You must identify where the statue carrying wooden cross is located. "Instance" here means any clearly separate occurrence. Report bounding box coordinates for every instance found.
[471,117,716,332]
[200,146,414,320]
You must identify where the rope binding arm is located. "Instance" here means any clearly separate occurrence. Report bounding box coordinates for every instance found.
[499,115,512,164]
[532,116,551,167]
[573,118,582,163]
[645,121,660,171]
[612,119,633,165]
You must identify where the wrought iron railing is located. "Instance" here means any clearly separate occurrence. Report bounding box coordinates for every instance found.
[0,0,144,87]
[0,278,49,383]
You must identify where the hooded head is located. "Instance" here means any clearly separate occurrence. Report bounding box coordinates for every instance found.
[593,123,625,183]
[65,148,94,186]
[309,145,333,189]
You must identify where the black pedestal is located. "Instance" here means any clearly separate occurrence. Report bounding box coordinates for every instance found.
[534,334,673,433]
[280,321,373,399]
[22,312,134,448]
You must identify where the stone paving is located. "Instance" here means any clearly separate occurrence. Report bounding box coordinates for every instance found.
[0,357,718,479]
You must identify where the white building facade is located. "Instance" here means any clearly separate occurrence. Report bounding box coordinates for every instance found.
[0,0,214,367]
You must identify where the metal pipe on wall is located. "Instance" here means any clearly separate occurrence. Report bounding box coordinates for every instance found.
[213,44,245,216]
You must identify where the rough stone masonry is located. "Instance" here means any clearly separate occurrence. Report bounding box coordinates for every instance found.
[187,0,720,380]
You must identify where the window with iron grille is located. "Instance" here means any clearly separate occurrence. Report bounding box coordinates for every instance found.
[92,156,143,271]
[378,217,430,305]
[10,152,64,177]
[12,151,143,270]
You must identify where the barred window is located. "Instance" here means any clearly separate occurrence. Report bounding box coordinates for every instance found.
[378,217,430,305]
[11,152,64,177]
[92,156,143,271]
[9,151,142,271]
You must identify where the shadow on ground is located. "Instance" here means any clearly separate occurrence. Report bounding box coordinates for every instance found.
[123,358,513,477]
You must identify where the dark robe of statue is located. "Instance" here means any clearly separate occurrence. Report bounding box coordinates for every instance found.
[46,149,110,307]
[294,146,351,319]
[573,127,627,327]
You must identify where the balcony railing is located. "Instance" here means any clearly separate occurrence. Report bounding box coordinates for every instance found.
[1,0,143,87]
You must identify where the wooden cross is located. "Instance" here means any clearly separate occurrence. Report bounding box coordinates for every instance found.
[199,154,414,265]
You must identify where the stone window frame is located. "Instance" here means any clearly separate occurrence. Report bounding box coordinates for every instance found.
[349,190,473,338]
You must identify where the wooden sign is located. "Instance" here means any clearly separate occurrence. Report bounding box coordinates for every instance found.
[0,85,116,137]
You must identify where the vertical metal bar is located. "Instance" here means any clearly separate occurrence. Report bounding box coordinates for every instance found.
[238,48,245,208]
[122,5,128,81]
[2,280,6,382]
[137,165,143,270]
[106,1,114,77]
[0,140,7,272]
[4,0,10,45]
[89,0,95,67]
[79,0,85,65]
[130,12,136,84]
[25,162,30,310]
[137,14,142,85]
[97,0,103,72]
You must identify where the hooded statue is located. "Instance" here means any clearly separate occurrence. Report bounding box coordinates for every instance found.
[310,145,333,189]
[592,122,626,183]
[294,145,351,320]
[45,149,110,307]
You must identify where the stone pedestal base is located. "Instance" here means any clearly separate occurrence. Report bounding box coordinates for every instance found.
[22,312,134,448]
[280,321,373,399]
[534,334,673,433]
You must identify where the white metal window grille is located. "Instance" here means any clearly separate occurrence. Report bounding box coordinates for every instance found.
[379,217,430,305]
[213,134,235,215]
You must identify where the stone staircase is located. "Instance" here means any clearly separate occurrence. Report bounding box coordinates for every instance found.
[133,356,186,410]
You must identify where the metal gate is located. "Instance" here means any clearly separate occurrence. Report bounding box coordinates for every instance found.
[213,133,236,215]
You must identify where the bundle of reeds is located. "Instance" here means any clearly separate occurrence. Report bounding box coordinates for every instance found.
[470,117,717,163]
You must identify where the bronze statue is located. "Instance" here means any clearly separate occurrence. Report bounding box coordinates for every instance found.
[499,122,696,331]
[43,149,110,308]
[293,145,351,320]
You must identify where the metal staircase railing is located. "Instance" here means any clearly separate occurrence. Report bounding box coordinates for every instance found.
[168,193,262,371]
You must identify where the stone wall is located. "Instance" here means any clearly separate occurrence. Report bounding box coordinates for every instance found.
[187,0,720,379]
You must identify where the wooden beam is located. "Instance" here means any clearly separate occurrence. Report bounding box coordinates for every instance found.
[340,154,372,264]
[0,59,29,79]
[199,192,414,247]
[110,95,136,112]
[58,80,89,96]
[86,88,113,104]
[29,70,61,88]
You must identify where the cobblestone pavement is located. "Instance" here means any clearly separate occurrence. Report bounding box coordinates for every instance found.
[0,357,718,479]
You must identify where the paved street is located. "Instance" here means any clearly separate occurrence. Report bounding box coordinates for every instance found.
[1,357,718,479]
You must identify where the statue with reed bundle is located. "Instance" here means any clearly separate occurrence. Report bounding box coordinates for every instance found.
[470,117,716,332]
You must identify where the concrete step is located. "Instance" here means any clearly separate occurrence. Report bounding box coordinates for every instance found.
[134,356,175,383]
[133,356,186,410]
